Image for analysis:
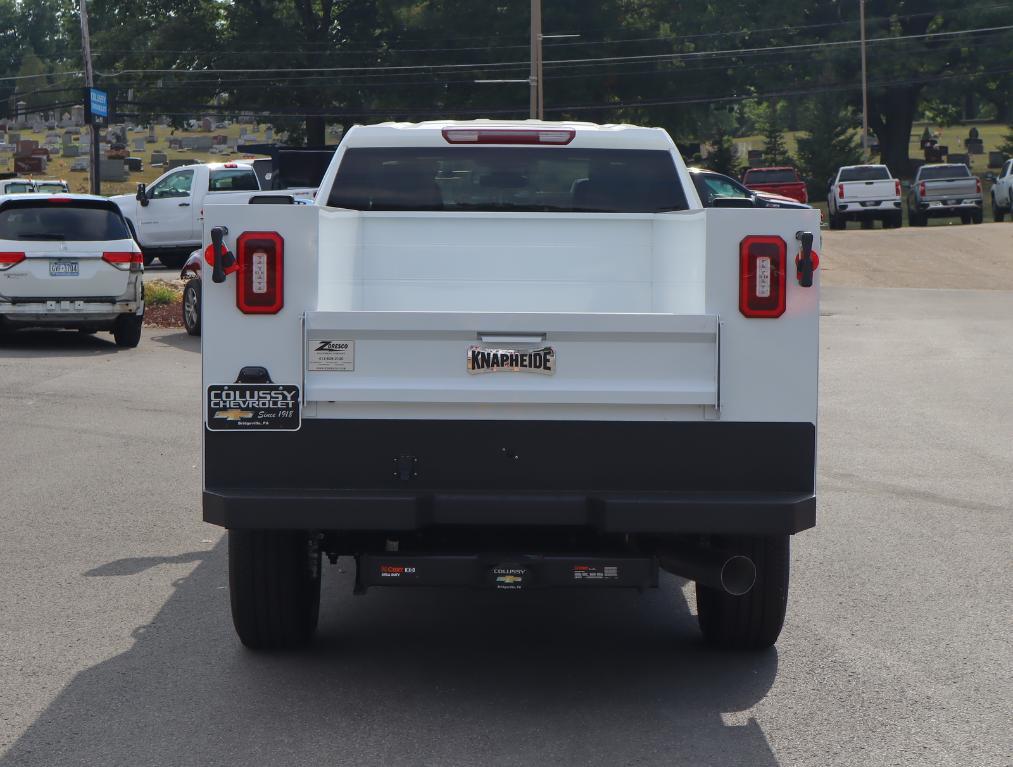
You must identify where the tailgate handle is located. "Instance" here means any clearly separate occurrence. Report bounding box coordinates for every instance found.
[478,333,546,345]
[209,226,235,284]
[795,231,818,288]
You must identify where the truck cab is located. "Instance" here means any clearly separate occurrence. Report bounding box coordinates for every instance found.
[199,121,821,652]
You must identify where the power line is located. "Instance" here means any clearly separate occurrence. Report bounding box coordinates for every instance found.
[92,23,1013,78]
[85,2,1013,57]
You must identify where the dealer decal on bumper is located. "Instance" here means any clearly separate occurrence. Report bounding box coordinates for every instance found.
[206,384,301,431]
[467,346,556,375]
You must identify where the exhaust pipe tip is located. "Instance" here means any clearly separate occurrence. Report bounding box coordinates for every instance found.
[720,555,757,597]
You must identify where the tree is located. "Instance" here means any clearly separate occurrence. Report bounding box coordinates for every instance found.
[796,95,862,198]
[999,124,1013,160]
[760,101,792,166]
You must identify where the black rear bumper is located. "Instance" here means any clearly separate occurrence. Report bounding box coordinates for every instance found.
[204,420,816,535]
[205,488,815,534]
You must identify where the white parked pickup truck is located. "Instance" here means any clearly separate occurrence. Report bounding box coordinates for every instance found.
[110,162,314,268]
[200,120,821,652]
[991,158,1013,222]
[827,164,902,229]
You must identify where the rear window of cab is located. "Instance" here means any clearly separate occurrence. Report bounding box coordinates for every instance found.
[839,166,891,182]
[0,200,130,241]
[744,169,798,184]
[327,147,688,213]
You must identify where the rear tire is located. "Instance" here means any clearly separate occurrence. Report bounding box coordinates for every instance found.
[993,194,1006,222]
[228,530,321,650]
[829,212,845,230]
[909,210,926,227]
[112,314,142,348]
[182,279,201,336]
[884,212,902,229]
[696,534,790,650]
[960,212,971,225]
[971,209,983,224]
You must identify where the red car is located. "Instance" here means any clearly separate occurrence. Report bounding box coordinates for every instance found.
[742,167,808,204]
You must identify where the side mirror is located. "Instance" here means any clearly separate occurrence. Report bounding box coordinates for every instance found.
[711,196,755,209]
[136,183,149,206]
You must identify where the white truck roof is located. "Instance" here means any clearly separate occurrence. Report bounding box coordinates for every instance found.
[341,119,678,150]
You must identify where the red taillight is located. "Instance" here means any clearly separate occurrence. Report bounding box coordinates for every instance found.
[975,178,982,194]
[441,128,575,145]
[895,179,901,197]
[739,236,786,318]
[236,231,283,314]
[224,162,238,168]
[919,182,926,197]
[838,184,844,199]
[48,196,74,203]
[0,251,26,270]
[102,251,144,271]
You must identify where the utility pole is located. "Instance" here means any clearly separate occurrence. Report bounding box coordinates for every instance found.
[79,0,100,194]
[530,0,541,119]
[860,0,870,161]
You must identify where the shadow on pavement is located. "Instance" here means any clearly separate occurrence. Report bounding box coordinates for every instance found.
[0,328,120,357]
[84,552,208,577]
[3,542,782,767]
[149,329,200,353]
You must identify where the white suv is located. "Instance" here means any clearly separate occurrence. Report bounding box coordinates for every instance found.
[0,194,144,347]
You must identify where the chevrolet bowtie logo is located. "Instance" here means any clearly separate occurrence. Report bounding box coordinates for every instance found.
[496,575,523,584]
[214,409,253,421]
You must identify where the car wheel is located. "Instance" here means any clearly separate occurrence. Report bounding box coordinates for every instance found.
[960,212,971,225]
[182,279,201,336]
[696,534,790,650]
[829,213,845,230]
[112,313,142,348]
[229,530,321,650]
[993,195,1005,222]
[910,210,926,227]
[971,209,983,224]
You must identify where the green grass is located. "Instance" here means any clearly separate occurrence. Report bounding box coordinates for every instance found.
[144,281,182,306]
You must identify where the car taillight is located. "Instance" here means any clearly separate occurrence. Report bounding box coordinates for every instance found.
[975,178,981,194]
[235,231,283,314]
[0,251,25,270]
[739,236,786,318]
[918,182,926,197]
[838,184,844,199]
[895,179,901,196]
[102,251,144,271]
[442,128,575,145]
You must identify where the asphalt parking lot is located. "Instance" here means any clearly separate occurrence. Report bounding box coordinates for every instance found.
[1,250,1011,764]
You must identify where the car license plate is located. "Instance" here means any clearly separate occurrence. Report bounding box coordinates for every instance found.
[947,199,958,205]
[50,259,79,276]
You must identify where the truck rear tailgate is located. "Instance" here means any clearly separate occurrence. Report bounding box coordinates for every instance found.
[305,310,717,406]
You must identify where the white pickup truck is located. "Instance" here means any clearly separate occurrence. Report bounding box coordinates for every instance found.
[991,158,1013,222]
[111,162,313,268]
[200,121,821,652]
[827,164,902,229]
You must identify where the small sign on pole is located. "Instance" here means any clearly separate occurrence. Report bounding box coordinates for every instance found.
[87,88,107,121]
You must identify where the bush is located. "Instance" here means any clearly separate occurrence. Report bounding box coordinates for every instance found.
[144,281,182,307]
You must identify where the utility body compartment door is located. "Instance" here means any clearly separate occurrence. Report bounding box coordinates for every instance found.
[304,311,718,408]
